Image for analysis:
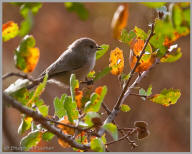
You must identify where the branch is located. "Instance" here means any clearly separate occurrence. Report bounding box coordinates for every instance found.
[98,23,155,137]
[2,72,34,81]
[3,93,90,150]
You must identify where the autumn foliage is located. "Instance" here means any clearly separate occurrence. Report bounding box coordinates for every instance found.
[2,2,190,152]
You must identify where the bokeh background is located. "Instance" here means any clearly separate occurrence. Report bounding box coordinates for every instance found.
[2,2,190,152]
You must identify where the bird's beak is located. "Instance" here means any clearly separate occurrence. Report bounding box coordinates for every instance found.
[96,45,103,50]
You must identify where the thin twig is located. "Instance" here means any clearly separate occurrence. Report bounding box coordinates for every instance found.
[106,128,137,146]
[106,133,129,145]
[129,93,148,98]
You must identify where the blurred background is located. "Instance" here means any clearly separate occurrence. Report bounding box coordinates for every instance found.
[2,2,190,152]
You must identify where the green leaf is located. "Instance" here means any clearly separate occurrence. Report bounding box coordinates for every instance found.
[14,35,36,71]
[96,44,109,60]
[134,26,148,40]
[19,12,33,37]
[18,115,32,135]
[121,73,130,81]
[139,88,146,96]
[84,86,107,113]
[150,88,181,107]
[18,3,42,36]
[120,29,136,44]
[84,93,98,113]
[141,2,167,8]
[139,88,147,101]
[87,71,95,78]
[42,131,55,141]
[27,74,48,106]
[172,4,182,28]
[38,105,49,117]
[3,21,19,42]
[146,84,152,96]
[84,112,100,127]
[64,96,79,123]
[20,130,41,151]
[101,134,107,144]
[120,104,131,112]
[103,123,118,141]
[53,94,67,118]
[35,99,44,107]
[64,2,89,20]
[160,48,182,63]
[70,74,79,102]
[94,67,112,81]
[11,88,33,106]
[90,138,105,152]
[20,3,42,17]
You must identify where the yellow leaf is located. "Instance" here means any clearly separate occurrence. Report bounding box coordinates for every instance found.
[3,21,19,42]
[23,47,40,73]
[111,4,128,40]
[109,47,124,75]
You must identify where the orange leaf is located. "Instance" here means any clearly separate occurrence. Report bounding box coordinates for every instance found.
[23,47,40,73]
[57,116,75,148]
[109,47,124,75]
[75,88,83,109]
[129,39,156,73]
[95,86,103,95]
[130,39,145,55]
[111,4,128,40]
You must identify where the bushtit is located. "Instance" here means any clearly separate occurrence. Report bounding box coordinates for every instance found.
[37,37,102,87]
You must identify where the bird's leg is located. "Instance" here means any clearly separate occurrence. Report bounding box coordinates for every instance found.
[80,77,94,85]
[86,77,94,85]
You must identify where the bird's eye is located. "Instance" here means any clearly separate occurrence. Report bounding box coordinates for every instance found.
[90,45,94,49]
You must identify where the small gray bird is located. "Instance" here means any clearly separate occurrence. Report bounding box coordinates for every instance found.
[37,37,102,87]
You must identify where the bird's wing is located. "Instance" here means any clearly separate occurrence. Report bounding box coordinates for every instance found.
[40,50,87,77]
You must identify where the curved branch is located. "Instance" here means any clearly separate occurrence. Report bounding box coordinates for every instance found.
[3,93,90,150]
